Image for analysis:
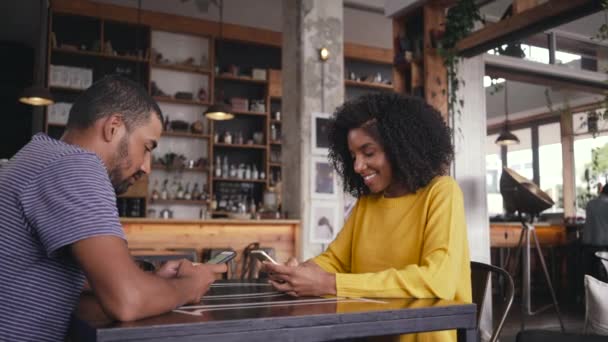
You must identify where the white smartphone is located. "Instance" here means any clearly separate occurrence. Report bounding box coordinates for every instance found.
[205,250,237,264]
[250,250,278,265]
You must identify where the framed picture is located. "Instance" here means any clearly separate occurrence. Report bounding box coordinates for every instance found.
[309,201,340,244]
[310,155,338,199]
[311,112,332,156]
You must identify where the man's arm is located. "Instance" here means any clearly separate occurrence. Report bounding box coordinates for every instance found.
[71,236,226,321]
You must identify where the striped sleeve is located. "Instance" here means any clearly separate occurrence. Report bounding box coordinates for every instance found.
[19,152,125,257]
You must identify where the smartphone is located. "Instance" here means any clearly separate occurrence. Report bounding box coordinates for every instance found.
[205,250,237,264]
[250,249,278,265]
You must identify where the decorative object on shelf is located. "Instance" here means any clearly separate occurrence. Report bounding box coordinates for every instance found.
[158,152,187,168]
[495,81,519,146]
[252,131,264,145]
[274,111,281,121]
[20,0,54,106]
[175,91,194,100]
[230,97,249,112]
[160,208,173,219]
[49,65,93,90]
[204,102,234,121]
[47,102,73,125]
[250,99,265,113]
[190,120,205,134]
[151,180,160,201]
[151,81,169,97]
[438,0,483,119]
[252,68,267,80]
[198,88,207,102]
[169,120,189,131]
[104,40,115,55]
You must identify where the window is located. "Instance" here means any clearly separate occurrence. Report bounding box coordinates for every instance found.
[486,133,503,215]
[538,123,563,211]
[574,122,608,213]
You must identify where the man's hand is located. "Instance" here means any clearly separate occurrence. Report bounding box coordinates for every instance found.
[154,259,184,279]
[175,262,227,304]
[262,262,336,297]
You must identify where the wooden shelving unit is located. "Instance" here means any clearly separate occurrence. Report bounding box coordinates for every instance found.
[47,1,393,219]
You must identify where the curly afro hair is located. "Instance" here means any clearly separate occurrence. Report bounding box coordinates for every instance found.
[328,93,453,197]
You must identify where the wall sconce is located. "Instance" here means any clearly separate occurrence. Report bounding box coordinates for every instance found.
[319,47,330,62]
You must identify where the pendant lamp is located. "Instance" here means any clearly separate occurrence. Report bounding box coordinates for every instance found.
[19,0,54,106]
[204,0,234,121]
[495,81,519,146]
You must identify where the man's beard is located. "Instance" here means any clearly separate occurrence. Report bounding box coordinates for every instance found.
[109,136,133,195]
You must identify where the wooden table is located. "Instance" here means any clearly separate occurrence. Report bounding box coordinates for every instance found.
[70,280,477,341]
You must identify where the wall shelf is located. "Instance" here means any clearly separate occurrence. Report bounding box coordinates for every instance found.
[52,48,149,63]
[161,131,210,139]
[214,143,267,150]
[149,199,209,206]
[344,79,393,90]
[213,178,267,183]
[215,74,268,84]
[153,96,210,107]
[152,164,207,172]
[150,62,211,75]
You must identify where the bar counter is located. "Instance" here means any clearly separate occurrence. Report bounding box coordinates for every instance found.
[121,217,300,264]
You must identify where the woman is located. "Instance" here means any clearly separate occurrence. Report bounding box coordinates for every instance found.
[263,93,471,342]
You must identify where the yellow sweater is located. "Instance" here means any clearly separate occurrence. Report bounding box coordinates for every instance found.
[313,176,472,342]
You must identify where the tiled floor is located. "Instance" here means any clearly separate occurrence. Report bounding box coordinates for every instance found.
[495,294,585,342]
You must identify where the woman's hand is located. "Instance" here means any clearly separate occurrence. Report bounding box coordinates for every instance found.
[262,261,336,297]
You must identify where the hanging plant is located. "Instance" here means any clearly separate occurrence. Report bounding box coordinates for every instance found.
[438,0,483,119]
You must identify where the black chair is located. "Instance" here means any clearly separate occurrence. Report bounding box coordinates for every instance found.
[471,261,515,342]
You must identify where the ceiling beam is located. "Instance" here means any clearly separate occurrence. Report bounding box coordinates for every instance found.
[485,54,608,95]
[456,0,602,57]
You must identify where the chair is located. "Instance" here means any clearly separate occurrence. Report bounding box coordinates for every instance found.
[471,261,515,342]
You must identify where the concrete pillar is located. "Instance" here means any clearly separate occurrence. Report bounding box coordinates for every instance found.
[453,55,492,340]
[282,0,344,260]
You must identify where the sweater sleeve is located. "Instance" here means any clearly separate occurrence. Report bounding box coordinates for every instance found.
[334,180,468,299]
[311,200,359,273]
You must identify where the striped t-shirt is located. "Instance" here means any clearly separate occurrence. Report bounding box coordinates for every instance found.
[0,133,125,341]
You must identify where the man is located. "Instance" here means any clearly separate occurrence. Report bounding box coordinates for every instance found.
[0,75,226,341]
[583,184,608,280]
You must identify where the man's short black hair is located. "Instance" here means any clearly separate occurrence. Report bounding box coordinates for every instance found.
[66,75,163,131]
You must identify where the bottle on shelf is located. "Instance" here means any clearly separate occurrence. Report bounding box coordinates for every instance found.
[192,183,201,200]
[160,179,169,200]
[245,164,252,179]
[260,170,266,180]
[176,180,185,200]
[184,182,192,200]
[237,163,245,179]
[270,123,278,142]
[252,165,259,180]
[224,131,233,144]
[210,194,218,210]
[222,156,229,177]
[215,156,222,177]
[151,180,160,201]
[229,164,237,178]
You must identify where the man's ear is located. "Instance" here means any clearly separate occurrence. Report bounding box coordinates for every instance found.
[101,114,124,143]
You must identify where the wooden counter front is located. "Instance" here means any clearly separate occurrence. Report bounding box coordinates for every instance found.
[490,222,566,248]
[121,218,300,265]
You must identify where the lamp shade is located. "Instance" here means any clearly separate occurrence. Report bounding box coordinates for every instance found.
[19,85,54,106]
[204,103,234,121]
[495,128,520,146]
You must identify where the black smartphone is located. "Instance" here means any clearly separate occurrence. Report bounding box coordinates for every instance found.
[205,250,237,264]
